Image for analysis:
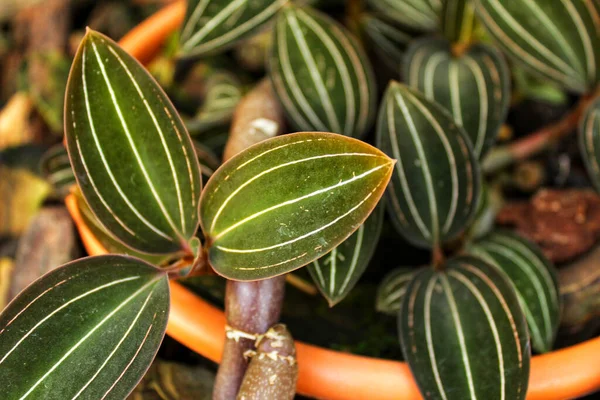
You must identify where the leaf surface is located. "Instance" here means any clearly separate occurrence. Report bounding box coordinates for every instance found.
[179,0,288,58]
[376,267,419,315]
[65,30,202,254]
[475,0,600,93]
[579,95,600,192]
[376,81,481,248]
[405,38,510,159]
[200,132,394,280]
[468,230,561,353]
[0,255,169,400]
[399,256,530,400]
[269,4,377,138]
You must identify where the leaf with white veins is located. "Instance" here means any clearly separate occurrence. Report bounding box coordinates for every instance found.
[65,30,202,255]
[200,132,394,281]
[308,204,384,306]
[0,255,169,400]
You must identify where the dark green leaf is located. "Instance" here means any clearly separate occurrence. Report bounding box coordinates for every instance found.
[376,267,418,315]
[579,95,600,192]
[0,255,169,400]
[475,0,600,93]
[399,256,530,400]
[179,0,288,58]
[308,204,384,306]
[65,30,202,254]
[441,0,477,43]
[376,81,481,248]
[269,4,377,138]
[200,132,394,280]
[404,37,510,159]
[367,0,440,31]
[468,230,561,353]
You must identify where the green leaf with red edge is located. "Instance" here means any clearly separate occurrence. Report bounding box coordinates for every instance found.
[0,255,169,400]
[200,132,395,281]
[65,30,202,255]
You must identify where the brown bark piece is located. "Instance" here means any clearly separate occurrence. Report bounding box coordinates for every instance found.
[496,189,600,263]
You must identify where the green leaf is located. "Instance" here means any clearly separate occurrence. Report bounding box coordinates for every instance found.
[0,255,169,400]
[475,0,600,93]
[404,37,510,159]
[360,13,418,72]
[399,256,530,400]
[40,144,76,197]
[65,30,202,255]
[269,4,377,138]
[579,95,600,192]
[376,81,481,248]
[308,204,384,306]
[367,0,440,31]
[375,267,418,315]
[179,0,288,58]
[441,0,478,43]
[468,230,561,353]
[200,132,394,280]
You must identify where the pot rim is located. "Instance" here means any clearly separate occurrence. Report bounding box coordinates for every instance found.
[64,2,600,399]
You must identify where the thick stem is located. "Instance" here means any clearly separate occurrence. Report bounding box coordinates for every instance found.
[483,93,595,174]
[213,277,286,400]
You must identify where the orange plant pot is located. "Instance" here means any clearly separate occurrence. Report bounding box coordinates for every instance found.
[66,2,600,399]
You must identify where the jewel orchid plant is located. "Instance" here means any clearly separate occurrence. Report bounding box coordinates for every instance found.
[2,0,600,399]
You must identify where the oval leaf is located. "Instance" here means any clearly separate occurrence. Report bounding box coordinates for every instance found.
[200,132,394,280]
[468,230,561,353]
[441,0,478,43]
[65,30,202,254]
[475,0,600,93]
[399,256,530,400]
[404,37,510,159]
[308,204,384,306]
[179,0,288,58]
[0,255,169,400]
[367,0,440,31]
[269,4,377,138]
[376,267,419,315]
[376,81,481,248]
[579,95,600,192]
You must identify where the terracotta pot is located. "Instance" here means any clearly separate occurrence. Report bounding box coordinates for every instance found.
[66,2,600,399]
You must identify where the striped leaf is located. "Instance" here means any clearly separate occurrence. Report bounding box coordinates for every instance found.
[468,230,561,353]
[179,0,288,58]
[269,4,377,138]
[308,204,384,306]
[376,82,481,249]
[361,13,418,72]
[65,30,202,255]
[376,267,418,315]
[579,95,600,192]
[367,0,441,31]
[404,37,510,159]
[40,144,76,197]
[475,0,600,93]
[199,132,394,281]
[0,255,169,400]
[399,256,530,400]
[441,0,478,43]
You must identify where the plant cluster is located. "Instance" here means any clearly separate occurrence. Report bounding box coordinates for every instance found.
[1,0,599,400]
